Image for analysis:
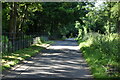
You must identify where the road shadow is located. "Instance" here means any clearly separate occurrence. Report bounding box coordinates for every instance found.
[2,39,93,79]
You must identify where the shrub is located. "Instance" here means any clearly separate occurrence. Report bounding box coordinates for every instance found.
[2,36,12,54]
[78,32,120,78]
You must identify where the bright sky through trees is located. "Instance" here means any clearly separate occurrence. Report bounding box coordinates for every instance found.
[95,1,104,7]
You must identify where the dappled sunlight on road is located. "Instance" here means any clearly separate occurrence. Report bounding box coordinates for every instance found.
[48,46,80,50]
[2,39,93,79]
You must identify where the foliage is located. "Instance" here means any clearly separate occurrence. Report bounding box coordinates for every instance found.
[75,2,120,37]
[2,2,120,78]
[2,36,9,43]
[78,33,120,78]
[76,2,120,78]
[2,2,81,39]
[2,36,12,53]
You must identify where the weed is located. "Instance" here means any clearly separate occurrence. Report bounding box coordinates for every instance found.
[78,33,120,78]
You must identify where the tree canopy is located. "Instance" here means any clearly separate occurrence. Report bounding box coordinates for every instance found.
[2,2,120,39]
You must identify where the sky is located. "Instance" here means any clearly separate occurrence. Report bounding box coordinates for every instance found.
[95,1,104,7]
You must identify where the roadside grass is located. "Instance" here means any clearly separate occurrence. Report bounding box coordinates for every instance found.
[2,45,44,71]
[78,33,120,78]
[2,41,54,71]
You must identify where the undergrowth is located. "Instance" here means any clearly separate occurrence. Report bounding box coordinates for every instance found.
[78,32,120,79]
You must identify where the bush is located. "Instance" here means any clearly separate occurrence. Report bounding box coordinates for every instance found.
[78,32,120,78]
[2,36,12,54]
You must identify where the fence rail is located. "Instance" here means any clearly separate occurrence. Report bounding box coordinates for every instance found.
[2,32,43,54]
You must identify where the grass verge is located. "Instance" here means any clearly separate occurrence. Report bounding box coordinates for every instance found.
[2,42,52,71]
[78,33,120,79]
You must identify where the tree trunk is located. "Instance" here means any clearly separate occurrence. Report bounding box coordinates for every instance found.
[9,2,17,39]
